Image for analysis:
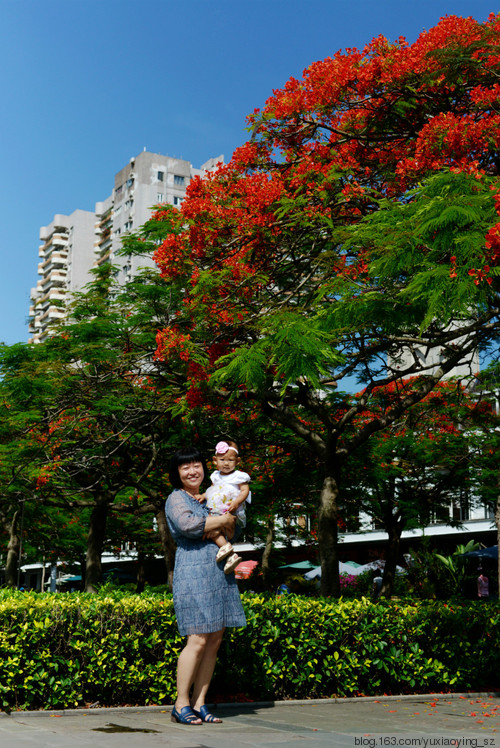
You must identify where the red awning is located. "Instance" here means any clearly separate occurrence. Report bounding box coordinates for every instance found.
[234,560,258,579]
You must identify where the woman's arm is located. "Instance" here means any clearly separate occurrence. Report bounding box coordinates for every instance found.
[166,491,207,539]
[166,490,236,540]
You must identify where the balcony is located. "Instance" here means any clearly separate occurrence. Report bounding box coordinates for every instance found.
[41,269,66,285]
[39,306,66,324]
[48,290,66,303]
[96,249,111,265]
[40,234,68,252]
[94,241,111,257]
[38,252,68,273]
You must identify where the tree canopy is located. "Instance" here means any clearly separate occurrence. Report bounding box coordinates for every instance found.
[0,267,182,591]
[149,15,500,595]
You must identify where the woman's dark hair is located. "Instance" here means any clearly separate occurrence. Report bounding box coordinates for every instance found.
[169,447,207,489]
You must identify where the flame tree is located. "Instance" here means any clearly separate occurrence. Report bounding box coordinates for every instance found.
[144,15,500,595]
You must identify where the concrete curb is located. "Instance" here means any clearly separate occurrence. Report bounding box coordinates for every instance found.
[1,691,497,718]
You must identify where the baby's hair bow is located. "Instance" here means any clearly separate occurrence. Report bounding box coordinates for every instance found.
[215,441,238,455]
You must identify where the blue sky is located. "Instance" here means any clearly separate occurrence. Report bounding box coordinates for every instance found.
[0,0,495,345]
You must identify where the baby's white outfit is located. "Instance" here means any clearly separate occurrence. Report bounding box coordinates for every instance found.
[205,469,251,527]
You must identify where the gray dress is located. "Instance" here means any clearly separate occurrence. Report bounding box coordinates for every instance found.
[165,489,247,636]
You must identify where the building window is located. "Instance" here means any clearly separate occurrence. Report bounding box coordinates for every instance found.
[157,193,164,202]
[126,177,134,188]
[173,196,183,206]
[157,171,164,181]
[174,175,185,186]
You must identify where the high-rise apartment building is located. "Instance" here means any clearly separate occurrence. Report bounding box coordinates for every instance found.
[29,151,223,342]
[29,210,96,343]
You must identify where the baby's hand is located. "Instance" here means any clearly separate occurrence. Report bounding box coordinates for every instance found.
[193,493,206,504]
[228,500,240,513]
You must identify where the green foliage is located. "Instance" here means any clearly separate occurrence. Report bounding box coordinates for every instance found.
[219,595,465,700]
[435,541,482,595]
[0,265,185,588]
[348,170,499,331]
[0,589,180,711]
[119,204,182,257]
[401,540,495,601]
[216,311,344,393]
[0,589,498,711]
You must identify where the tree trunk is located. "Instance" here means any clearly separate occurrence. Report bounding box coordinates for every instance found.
[85,500,109,593]
[5,510,20,588]
[380,522,402,598]
[155,506,176,590]
[261,512,275,590]
[318,474,340,597]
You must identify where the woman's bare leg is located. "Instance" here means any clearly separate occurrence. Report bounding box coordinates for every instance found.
[191,629,225,711]
[175,633,208,719]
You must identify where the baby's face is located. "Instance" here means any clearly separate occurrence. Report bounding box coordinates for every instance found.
[214,451,238,475]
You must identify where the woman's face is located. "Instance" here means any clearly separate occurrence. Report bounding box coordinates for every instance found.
[178,460,204,493]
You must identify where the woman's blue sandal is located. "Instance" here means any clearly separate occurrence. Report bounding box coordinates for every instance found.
[170,706,202,724]
[192,705,223,723]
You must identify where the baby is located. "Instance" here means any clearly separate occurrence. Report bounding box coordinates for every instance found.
[199,440,251,574]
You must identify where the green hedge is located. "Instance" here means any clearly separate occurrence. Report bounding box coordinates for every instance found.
[220,595,500,701]
[0,589,181,712]
[0,589,498,711]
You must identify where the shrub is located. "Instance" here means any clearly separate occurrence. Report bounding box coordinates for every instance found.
[0,588,497,711]
[0,588,180,711]
[217,595,496,700]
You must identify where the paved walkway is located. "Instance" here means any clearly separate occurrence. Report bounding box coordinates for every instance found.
[0,694,498,748]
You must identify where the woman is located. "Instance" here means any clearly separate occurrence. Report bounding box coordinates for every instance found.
[165,446,246,725]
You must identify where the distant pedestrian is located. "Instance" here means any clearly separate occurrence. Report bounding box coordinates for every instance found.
[477,568,489,600]
[276,581,290,596]
[372,570,383,600]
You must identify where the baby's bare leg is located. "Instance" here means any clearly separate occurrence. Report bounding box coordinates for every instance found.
[213,533,226,548]
[213,526,235,563]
